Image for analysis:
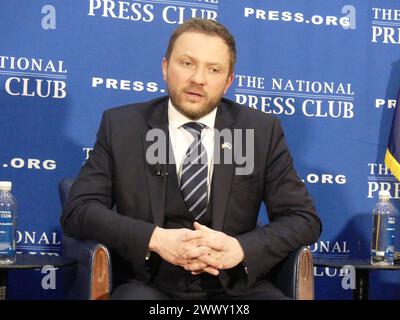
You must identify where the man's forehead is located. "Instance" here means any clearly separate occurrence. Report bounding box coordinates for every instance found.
[176,31,227,48]
[172,32,230,60]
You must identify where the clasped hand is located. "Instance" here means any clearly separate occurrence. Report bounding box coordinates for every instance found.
[149,222,244,276]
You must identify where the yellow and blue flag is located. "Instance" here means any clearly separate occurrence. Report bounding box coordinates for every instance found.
[385,90,400,181]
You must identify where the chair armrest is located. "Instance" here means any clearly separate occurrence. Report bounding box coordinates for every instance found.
[62,235,112,300]
[269,246,314,300]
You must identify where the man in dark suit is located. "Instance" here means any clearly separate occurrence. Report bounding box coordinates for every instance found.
[61,18,321,300]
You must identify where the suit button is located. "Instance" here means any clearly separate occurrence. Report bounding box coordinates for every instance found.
[188,276,196,284]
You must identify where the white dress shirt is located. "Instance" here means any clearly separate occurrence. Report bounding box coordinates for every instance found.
[168,99,216,199]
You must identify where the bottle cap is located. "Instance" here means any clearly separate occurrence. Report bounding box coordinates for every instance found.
[0,181,11,191]
[378,190,390,199]
[0,181,12,190]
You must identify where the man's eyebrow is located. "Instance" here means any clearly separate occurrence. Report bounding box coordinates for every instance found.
[178,54,224,66]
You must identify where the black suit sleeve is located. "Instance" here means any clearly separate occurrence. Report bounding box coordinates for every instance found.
[60,111,156,268]
[236,118,322,287]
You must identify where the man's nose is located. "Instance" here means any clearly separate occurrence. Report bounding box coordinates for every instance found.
[189,67,206,85]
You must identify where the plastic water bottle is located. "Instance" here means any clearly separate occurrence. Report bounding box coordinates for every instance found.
[0,181,17,264]
[371,190,396,266]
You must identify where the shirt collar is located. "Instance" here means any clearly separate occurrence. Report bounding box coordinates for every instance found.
[168,99,217,130]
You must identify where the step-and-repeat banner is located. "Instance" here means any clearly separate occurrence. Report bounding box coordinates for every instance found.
[1,0,399,299]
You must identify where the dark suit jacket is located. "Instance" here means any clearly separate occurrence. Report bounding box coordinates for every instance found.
[61,96,321,294]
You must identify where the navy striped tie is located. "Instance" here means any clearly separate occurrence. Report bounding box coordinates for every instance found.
[180,122,208,220]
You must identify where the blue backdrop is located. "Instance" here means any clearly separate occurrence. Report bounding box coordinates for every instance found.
[1,0,400,299]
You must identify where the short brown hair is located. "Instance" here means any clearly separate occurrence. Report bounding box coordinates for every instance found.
[165,18,236,75]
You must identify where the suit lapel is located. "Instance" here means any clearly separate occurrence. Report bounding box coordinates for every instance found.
[143,101,170,227]
[211,100,236,231]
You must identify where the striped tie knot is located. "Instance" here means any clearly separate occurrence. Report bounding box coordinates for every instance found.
[182,122,206,139]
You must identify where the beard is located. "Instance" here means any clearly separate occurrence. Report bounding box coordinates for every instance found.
[167,84,223,120]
